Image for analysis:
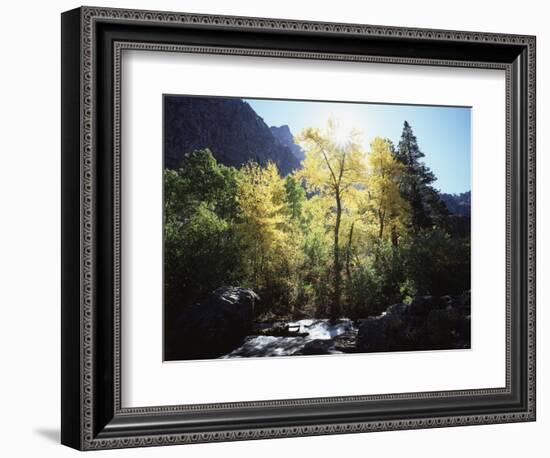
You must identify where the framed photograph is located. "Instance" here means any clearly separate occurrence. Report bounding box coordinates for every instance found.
[61,6,536,450]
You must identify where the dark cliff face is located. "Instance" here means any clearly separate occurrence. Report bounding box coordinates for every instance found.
[164,96,301,175]
[270,125,305,162]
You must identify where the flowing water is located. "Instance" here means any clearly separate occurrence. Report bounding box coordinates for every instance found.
[221,319,357,358]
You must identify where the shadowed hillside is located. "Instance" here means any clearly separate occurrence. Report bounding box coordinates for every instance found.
[164,96,302,175]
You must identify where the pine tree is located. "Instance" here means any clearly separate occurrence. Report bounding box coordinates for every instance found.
[395,121,448,232]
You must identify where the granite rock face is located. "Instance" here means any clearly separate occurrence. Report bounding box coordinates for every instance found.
[164,96,302,175]
[270,124,305,162]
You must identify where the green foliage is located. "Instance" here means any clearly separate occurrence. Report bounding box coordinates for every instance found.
[344,240,406,318]
[164,122,470,323]
[284,175,306,223]
[164,149,243,318]
[401,229,471,296]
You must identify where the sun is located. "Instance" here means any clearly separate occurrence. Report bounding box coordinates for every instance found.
[327,111,364,146]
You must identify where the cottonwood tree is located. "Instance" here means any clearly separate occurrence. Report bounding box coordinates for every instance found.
[341,138,410,284]
[365,137,410,241]
[296,119,366,319]
[236,161,289,294]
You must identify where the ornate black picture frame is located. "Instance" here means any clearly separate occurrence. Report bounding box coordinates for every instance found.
[61,6,536,450]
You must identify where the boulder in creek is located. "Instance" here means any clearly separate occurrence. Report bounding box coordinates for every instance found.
[167,286,260,360]
[332,330,359,353]
[295,339,334,355]
[356,294,471,353]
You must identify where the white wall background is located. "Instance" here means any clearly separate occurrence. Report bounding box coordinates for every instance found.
[0,0,545,456]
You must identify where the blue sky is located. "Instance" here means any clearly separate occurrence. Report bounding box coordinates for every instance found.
[245,98,471,195]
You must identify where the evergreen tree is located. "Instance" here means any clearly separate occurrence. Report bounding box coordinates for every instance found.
[395,121,448,232]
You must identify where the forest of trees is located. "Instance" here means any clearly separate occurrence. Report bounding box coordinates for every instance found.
[164,120,470,326]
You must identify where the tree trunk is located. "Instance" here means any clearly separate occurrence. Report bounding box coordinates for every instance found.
[378,209,385,239]
[332,192,342,321]
[391,223,399,247]
[345,221,355,280]
[411,181,420,233]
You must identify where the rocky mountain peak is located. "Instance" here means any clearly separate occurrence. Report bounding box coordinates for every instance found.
[164,96,302,175]
[270,124,305,162]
